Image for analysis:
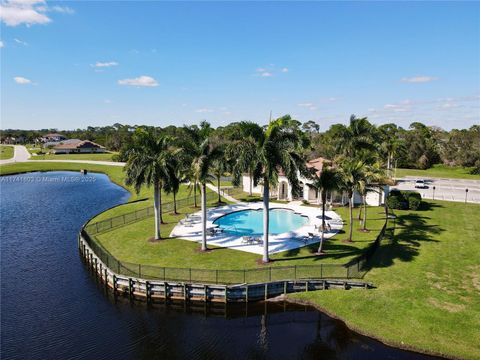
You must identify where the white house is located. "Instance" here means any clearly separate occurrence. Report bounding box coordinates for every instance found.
[242,157,389,206]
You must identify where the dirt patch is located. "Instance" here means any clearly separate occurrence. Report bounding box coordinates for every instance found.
[427,297,465,313]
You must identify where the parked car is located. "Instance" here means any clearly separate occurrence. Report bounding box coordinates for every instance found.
[415,179,428,189]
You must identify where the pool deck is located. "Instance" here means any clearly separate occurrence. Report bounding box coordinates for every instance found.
[169,202,343,255]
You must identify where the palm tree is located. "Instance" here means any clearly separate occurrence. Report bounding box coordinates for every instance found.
[338,159,368,242]
[191,138,221,251]
[228,136,259,196]
[358,163,385,231]
[181,122,214,208]
[124,130,177,240]
[163,153,186,215]
[231,116,306,263]
[307,165,339,254]
[335,115,376,158]
[211,157,227,204]
[227,122,263,196]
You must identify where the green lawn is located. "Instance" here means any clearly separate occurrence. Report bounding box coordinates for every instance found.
[94,204,385,269]
[30,152,116,161]
[396,164,479,180]
[0,145,14,160]
[292,200,480,360]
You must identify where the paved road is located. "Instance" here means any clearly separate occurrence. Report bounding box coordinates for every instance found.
[0,145,125,167]
[0,145,31,165]
[393,176,480,204]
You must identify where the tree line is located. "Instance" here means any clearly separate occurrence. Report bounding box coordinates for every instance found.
[1,120,479,174]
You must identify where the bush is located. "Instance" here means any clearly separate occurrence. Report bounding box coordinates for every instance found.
[387,190,422,210]
[407,192,422,210]
[470,160,480,175]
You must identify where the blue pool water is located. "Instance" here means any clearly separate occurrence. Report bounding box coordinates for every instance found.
[214,208,309,236]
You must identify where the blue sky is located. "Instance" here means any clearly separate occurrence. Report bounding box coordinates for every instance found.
[1,1,479,130]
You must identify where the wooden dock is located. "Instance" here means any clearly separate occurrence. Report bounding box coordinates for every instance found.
[79,233,373,303]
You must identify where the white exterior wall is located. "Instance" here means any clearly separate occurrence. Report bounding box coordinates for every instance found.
[241,174,388,205]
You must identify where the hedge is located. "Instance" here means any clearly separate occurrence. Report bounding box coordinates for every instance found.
[387,190,422,210]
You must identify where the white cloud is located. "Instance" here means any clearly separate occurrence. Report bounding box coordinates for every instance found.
[14,38,28,45]
[195,108,214,113]
[255,65,289,77]
[401,76,438,83]
[14,76,32,84]
[384,104,398,109]
[0,40,4,48]
[49,5,74,14]
[298,102,317,110]
[118,75,158,87]
[0,0,51,26]
[0,0,73,27]
[92,61,118,68]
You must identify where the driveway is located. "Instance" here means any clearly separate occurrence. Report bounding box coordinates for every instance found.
[0,145,31,165]
[393,176,480,204]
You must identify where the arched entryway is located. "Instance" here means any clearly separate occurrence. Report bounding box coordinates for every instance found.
[278,181,289,200]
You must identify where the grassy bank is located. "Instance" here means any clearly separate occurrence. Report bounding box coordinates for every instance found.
[291,200,480,359]
[0,145,14,160]
[94,205,385,268]
[30,152,116,161]
[396,164,479,180]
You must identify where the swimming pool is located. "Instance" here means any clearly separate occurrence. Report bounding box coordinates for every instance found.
[213,208,309,236]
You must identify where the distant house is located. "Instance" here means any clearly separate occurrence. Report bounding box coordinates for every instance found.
[51,139,106,154]
[41,133,66,143]
[242,157,389,206]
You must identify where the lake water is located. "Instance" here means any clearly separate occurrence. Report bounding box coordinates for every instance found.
[0,171,441,359]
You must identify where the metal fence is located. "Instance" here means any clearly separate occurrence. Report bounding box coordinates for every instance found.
[86,191,218,235]
[81,209,390,284]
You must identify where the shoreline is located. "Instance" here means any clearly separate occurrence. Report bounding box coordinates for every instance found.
[282,295,453,360]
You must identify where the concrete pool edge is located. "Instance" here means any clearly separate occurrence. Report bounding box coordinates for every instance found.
[169,202,344,255]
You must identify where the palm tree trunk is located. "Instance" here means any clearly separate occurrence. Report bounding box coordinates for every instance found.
[348,192,354,242]
[153,181,161,240]
[358,200,362,220]
[194,181,198,208]
[217,176,221,203]
[173,191,177,214]
[249,170,253,196]
[318,191,326,254]
[363,195,367,231]
[262,178,270,263]
[201,183,208,251]
[159,182,164,224]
